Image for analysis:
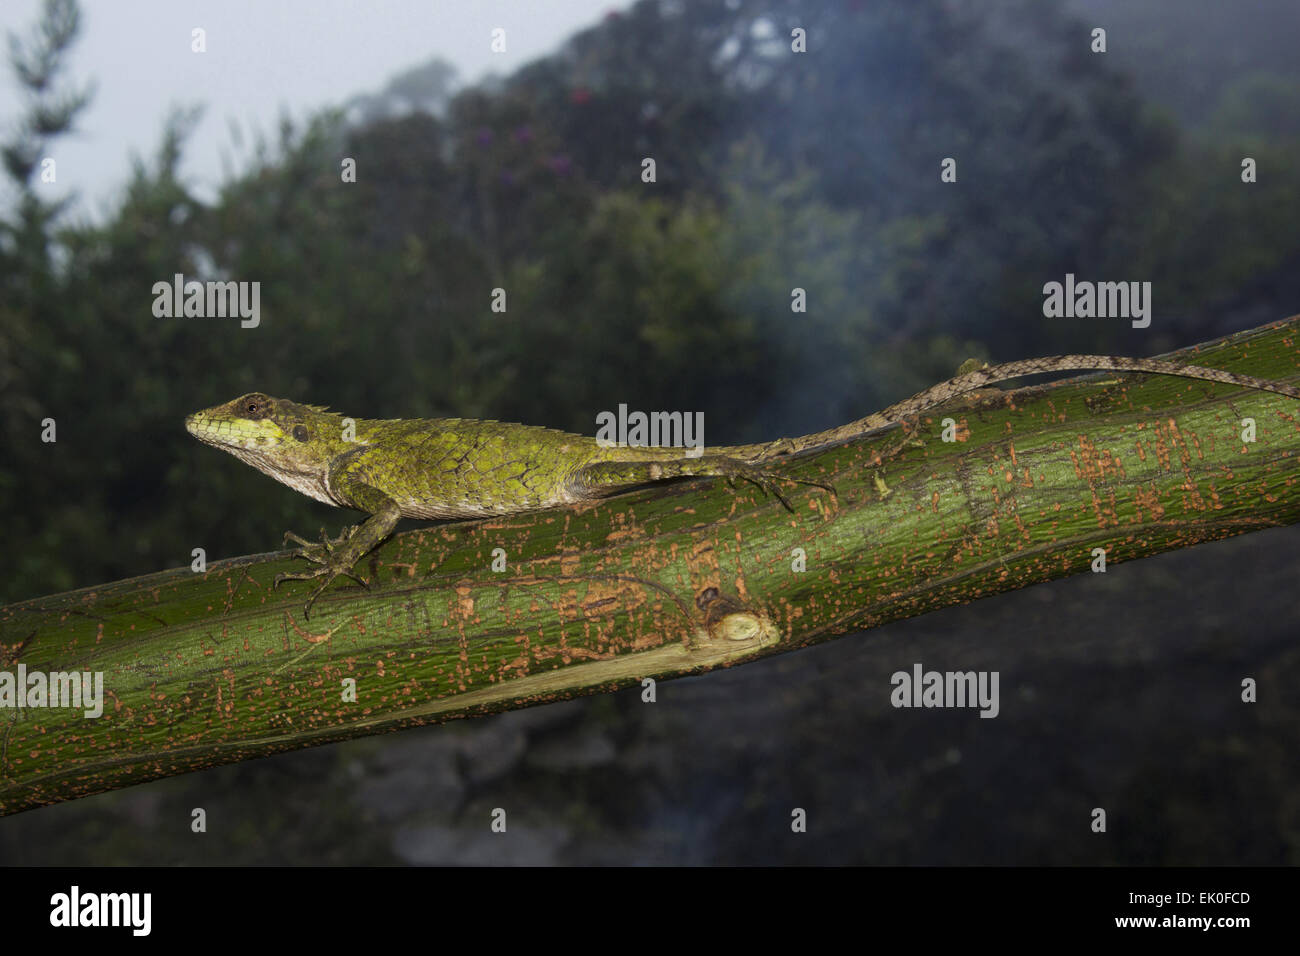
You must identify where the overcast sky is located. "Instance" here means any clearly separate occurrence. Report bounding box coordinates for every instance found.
[0,0,631,221]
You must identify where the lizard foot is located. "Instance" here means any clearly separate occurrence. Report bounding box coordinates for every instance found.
[275,526,370,619]
[717,460,837,513]
[577,455,835,512]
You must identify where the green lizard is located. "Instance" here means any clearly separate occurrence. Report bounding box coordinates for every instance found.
[186,355,1300,617]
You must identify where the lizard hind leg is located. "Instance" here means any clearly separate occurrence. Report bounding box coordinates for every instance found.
[575,454,834,512]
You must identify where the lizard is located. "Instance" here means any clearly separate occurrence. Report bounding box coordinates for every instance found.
[185,354,1300,617]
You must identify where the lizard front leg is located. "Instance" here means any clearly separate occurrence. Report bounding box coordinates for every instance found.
[274,474,401,619]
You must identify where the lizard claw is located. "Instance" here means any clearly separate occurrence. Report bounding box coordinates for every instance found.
[725,461,835,512]
[275,526,370,618]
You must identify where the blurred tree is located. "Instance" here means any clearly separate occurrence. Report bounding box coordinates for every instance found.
[3,0,1300,604]
[0,0,95,599]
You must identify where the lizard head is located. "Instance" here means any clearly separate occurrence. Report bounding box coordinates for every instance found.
[186,393,355,490]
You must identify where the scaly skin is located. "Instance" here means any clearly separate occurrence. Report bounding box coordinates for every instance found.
[186,355,1300,616]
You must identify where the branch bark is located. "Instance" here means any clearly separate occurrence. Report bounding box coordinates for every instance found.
[2,316,1298,815]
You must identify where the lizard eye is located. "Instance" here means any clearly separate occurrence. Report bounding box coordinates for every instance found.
[292,425,309,442]
[241,394,270,419]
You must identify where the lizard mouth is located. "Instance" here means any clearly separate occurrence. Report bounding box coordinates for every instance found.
[185,412,261,452]
[184,413,223,447]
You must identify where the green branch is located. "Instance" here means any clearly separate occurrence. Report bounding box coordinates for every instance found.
[2,316,1299,815]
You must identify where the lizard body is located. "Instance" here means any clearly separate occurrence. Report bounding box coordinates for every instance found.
[186,355,1300,616]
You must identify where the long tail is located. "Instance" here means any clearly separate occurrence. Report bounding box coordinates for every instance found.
[718,355,1300,461]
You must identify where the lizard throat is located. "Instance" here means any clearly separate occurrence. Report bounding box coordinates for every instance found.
[224,446,336,506]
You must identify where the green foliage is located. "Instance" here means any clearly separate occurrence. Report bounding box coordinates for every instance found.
[3,0,1300,602]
